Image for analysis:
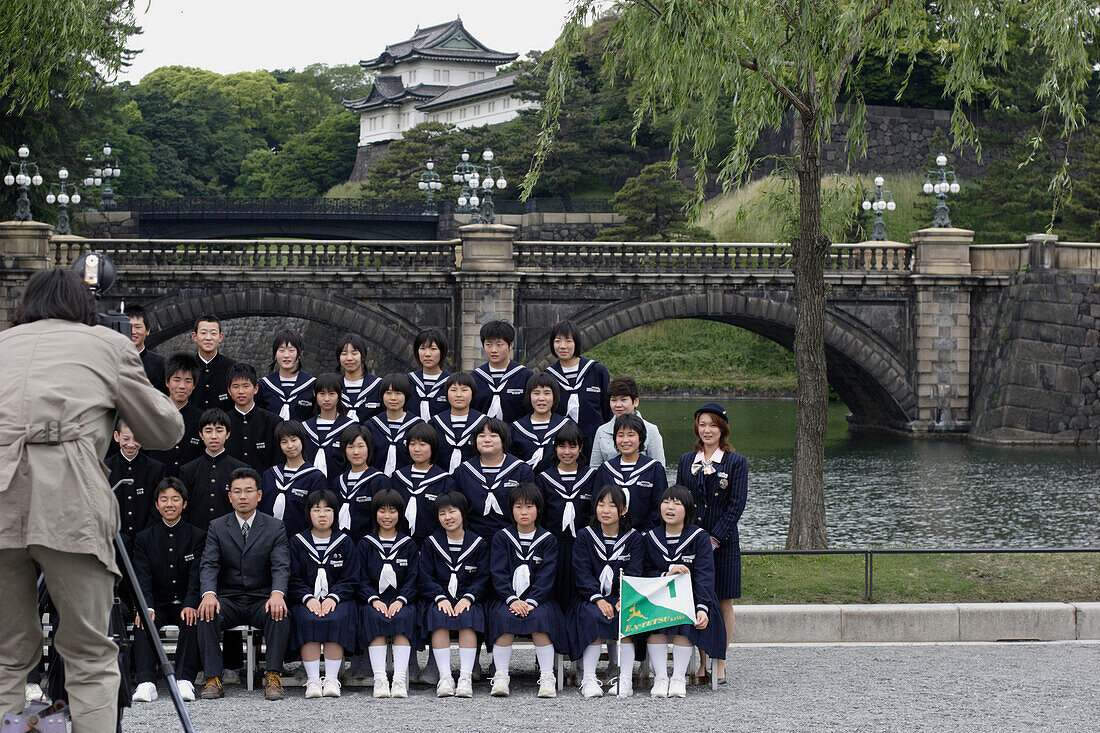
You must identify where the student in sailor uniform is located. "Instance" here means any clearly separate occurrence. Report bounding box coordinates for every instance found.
[510,370,574,475]
[355,489,421,699]
[259,420,329,539]
[303,373,357,481]
[486,483,566,699]
[149,352,204,477]
[107,418,166,547]
[407,327,452,422]
[391,422,455,545]
[545,320,611,460]
[289,489,361,700]
[471,320,533,424]
[333,424,390,539]
[189,314,236,412]
[179,408,249,532]
[258,330,316,422]
[225,362,281,474]
[419,491,490,698]
[595,413,667,532]
[455,418,537,541]
[367,373,425,477]
[431,372,485,474]
[643,485,726,699]
[535,422,598,609]
[336,333,382,423]
[675,403,747,684]
[570,484,645,698]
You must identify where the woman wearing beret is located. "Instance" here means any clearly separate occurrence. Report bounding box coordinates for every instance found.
[675,402,747,684]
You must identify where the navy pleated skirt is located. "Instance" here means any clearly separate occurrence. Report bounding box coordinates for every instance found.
[421,600,486,634]
[291,600,358,650]
[359,602,420,646]
[651,614,727,660]
[487,599,568,650]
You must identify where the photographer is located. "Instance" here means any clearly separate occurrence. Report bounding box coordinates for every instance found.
[0,268,184,732]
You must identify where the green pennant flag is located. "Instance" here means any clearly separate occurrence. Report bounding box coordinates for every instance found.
[619,573,696,637]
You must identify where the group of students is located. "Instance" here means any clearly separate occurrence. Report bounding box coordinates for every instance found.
[104,308,747,703]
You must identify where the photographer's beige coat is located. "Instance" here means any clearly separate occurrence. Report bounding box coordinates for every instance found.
[0,319,184,574]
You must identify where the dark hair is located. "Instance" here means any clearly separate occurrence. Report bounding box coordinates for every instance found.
[443,371,477,401]
[589,484,632,532]
[226,361,259,387]
[552,422,588,466]
[693,410,733,454]
[434,490,468,521]
[508,482,544,526]
[471,416,511,454]
[154,476,189,503]
[114,417,131,433]
[304,489,339,526]
[313,372,346,416]
[613,413,647,453]
[405,422,439,462]
[339,423,374,464]
[229,466,262,491]
[370,488,407,534]
[414,328,449,366]
[269,330,304,372]
[274,419,309,447]
[126,304,151,329]
[479,319,515,345]
[607,376,639,401]
[165,352,201,383]
[336,333,370,375]
[522,370,560,413]
[199,408,231,431]
[379,372,412,406]
[13,269,96,327]
[550,320,583,356]
[193,314,222,332]
[659,485,696,526]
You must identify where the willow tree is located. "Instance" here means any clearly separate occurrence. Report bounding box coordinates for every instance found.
[524,1,1097,548]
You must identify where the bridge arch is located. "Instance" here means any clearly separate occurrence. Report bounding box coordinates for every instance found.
[528,292,917,429]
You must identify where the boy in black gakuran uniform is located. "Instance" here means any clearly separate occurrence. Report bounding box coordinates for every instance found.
[225,362,281,474]
[180,408,249,532]
[189,315,236,412]
[149,353,205,478]
[106,418,166,548]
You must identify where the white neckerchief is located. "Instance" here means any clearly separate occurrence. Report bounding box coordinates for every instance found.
[647,526,707,571]
[341,374,381,422]
[691,448,725,476]
[303,415,355,477]
[432,411,482,472]
[272,464,322,520]
[500,528,552,599]
[371,413,421,476]
[547,358,595,423]
[427,533,483,599]
[337,468,378,531]
[393,467,449,534]
[512,414,570,470]
[585,526,636,595]
[475,363,526,419]
[601,455,658,512]
[540,466,598,537]
[409,370,448,422]
[295,532,348,599]
[261,373,315,421]
[363,534,411,594]
[463,457,522,518]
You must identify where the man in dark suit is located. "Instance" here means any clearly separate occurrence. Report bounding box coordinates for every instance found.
[128,305,168,395]
[197,467,290,701]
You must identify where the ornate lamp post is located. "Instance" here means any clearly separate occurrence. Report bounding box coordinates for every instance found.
[470,148,507,224]
[417,158,443,215]
[83,143,121,210]
[45,168,82,235]
[860,175,896,241]
[4,144,44,220]
[923,153,960,228]
[452,149,477,214]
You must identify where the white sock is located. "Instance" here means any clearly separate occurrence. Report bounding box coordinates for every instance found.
[671,644,693,679]
[534,644,555,677]
[458,647,476,676]
[303,659,321,682]
[606,641,618,664]
[392,645,411,682]
[433,647,452,679]
[647,642,668,680]
[618,640,635,673]
[492,643,513,674]
[368,646,387,678]
[323,657,342,680]
[581,644,602,679]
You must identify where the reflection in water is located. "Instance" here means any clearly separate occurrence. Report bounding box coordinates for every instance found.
[642,400,1100,549]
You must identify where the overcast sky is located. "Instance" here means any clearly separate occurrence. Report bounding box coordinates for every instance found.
[119,1,579,82]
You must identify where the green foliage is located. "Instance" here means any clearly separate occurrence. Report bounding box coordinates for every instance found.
[597,162,714,241]
[260,112,359,197]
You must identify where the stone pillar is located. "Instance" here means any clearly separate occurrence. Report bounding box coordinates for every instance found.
[909,227,974,433]
[1026,232,1058,270]
[0,220,54,328]
[454,223,519,370]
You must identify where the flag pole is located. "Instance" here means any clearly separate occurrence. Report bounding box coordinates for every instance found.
[617,568,623,691]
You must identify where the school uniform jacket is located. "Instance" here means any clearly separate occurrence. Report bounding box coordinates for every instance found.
[390,465,456,544]
[258,372,316,422]
[341,374,382,423]
[573,526,644,604]
[106,451,166,541]
[367,412,424,476]
[406,369,451,422]
[190,352,236,412]
[642,525,719,619]
[536,465,600,540]
[545,357,611,442]
[227,404,281,474]
[149,402,203,478]
[489,527,558,607]
[430,409,485,474]
[303,414,357,480]
[675,450,748,546]
[288,530,361,606]
[510,414,574,475]
[356,533,420,605]
[471,361,534,423]
[134,518,205,609]
[259,464,329,538]
[180,450,249,532]
[333,467,390,539]
[454,455,538,540]
[418,530,490,604]
[138,347,168,395]
[596,455,668,531]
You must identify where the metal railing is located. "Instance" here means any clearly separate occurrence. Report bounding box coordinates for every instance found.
[741,546,1100,601]
[120,196,430,218]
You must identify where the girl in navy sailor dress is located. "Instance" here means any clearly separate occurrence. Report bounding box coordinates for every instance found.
[595,413,667,532]
[570,484,644,698]
[535,422,599,609]
[454,417,537,541]
[419,491,490,698]
[545,320,611,460]
[355,489,420,698]
[407,328,452,422]
[333,424,390,539]
[336,332,382,423]
[487,483,566,698]
[289,489,362,699]
[259,420,329,538]
[511,370,575,475]
[391,422,456,545]
[367,373,424,477]
[303,373,356,481]
[258,329,315,422]
[431,372,485,474]
[642,485,727,699]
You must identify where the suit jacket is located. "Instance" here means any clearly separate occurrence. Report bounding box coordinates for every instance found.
[200,511,290,602]
[134,518,205,609]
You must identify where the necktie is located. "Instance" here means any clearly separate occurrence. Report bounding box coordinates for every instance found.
[241,521,250,542]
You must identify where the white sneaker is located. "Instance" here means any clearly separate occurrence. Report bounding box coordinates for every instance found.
[221,668,240,685]
[667,677,687,698]
[650,677,669,698]
[322,677,342,698]
[580,675,603,698]
[490,672,510,697]
[455,673,473,698]
[613,678,633,698]
[436,676,456,697]
[176,680,196,702]
[537,674,557,698]
[389,678,407,698]
[304,679,322,699]
[24,683,48,703]
[373,676,391,698]
[132,681,158,703]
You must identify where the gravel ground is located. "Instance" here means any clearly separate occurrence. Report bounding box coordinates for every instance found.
[115,642,1099,732]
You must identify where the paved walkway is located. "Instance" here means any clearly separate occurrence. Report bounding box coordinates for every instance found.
[118,642,1099,732]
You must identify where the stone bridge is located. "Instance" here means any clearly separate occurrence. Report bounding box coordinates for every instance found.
[2,221,1097,443]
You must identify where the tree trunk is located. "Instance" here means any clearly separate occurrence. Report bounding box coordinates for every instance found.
[787,111,830,550]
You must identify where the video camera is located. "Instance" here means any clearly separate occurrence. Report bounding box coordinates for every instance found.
[71,251,131,337]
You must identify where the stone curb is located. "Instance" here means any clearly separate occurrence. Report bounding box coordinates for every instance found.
[732,602,1100,643]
